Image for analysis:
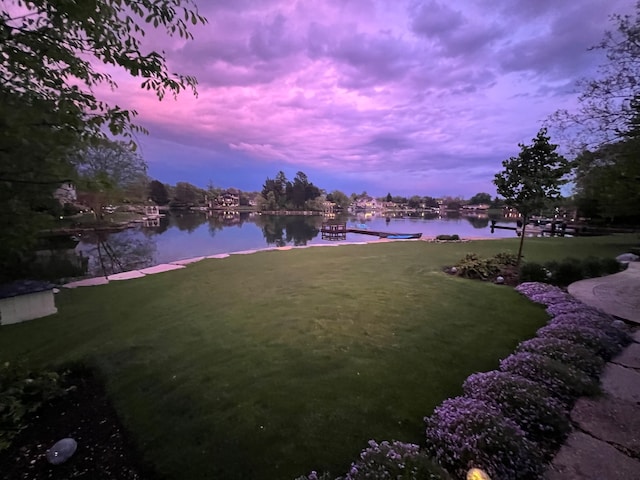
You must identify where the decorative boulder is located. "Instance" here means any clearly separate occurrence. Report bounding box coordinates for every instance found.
[46,438,77,465]
[615,253,639,263]
[495,276,505,284]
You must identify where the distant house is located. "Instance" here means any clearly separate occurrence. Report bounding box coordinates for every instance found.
[352,196,380,211]
[462,203,490,211]
[216,192,240,208]
[53,182,77,205]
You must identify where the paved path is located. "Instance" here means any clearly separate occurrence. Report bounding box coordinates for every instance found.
[546,262,640,480]
[568,262,640,325]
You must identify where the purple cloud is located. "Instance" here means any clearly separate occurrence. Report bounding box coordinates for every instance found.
[90,0,632,196]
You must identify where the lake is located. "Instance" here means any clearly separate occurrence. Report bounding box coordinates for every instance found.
[72,211,518,277]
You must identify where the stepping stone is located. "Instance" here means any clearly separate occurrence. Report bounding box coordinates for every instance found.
[139,264,185,275]
[107,271,146,281]
[612,343,640,369]
[601,363,640,403]
[207,253,230,259]
[571,396,640,456]
[64,277,109,288]
[545,431,640,480]
[170,256,205,265]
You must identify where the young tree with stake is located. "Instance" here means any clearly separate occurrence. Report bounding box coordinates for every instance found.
[493,129,572,265]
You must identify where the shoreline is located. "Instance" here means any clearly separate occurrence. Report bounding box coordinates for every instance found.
[63,236,505,288]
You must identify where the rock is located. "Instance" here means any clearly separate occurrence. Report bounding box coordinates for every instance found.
[46,438,77,465]
[616,253,639,263]
[612,319,626,329]
[450,267,458,274]
[495,276,505,284]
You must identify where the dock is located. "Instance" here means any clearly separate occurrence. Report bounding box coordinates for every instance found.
[321,223,422,240]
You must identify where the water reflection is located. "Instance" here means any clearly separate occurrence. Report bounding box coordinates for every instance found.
[253,214,322,246]
[465,215,490,229]
[78,229,157,277]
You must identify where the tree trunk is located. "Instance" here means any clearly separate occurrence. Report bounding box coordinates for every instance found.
[517,216,527,266]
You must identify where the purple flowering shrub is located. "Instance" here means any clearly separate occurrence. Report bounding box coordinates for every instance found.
[499,352,599,405]
[462,371,570,452]
[536,323,621,360]
[516,337,605,379]
[545,301,601,318]
[294,472,334,480]
[515,282,574,306]
[515,282,558,298]
[295,441,452,480]
[340,440,452,480]
[424,396,544,480]
[550,312,631,347]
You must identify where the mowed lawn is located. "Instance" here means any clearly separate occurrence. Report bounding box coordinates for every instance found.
[0,236,635,479]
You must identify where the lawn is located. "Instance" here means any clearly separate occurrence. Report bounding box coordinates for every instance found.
[0,235,635,479]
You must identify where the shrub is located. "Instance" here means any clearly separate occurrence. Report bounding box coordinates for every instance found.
[515,282,557,298]
[528,289,573,306]
[499,352,599,405]
[545,300,598,317]
[295,472,334,480]
[516,337,605,379]
[436,234,460,241]
[519,262,548,283]
[424,396,544,480]
[536,323,622,360]
[462,371,570,452]
[341,440,452,480]
[602,257,624,274]
[0,362,70,451]
[454,253,500,280]
[547,258,584,286]
[550,312,631,348]
[493,252,519,266]
[581,256,605,278]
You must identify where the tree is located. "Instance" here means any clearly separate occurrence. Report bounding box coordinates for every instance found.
[493,129,572,264]
[422,196,439,208]
[173,182,204,207]
[72,139,147,218]
[573,139,640,223]
[468,192,492,205]
[386,192,393,202]
[1,0,206,145]
[408,195,423,208]
[549,3,640,150]
[329,190,350,210]
[0,0,206,278]
[149,180,170,205]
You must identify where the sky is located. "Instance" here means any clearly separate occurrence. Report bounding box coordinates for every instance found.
[101,0,631,198]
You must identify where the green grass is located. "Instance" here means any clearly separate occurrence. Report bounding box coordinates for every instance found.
[0,235,636,479]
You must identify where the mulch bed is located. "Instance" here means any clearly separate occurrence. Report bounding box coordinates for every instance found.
[0,369,159,480]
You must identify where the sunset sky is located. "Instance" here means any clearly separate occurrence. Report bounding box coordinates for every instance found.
[105,0,631,197]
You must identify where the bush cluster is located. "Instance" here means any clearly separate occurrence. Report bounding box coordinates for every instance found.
[296,282,630,480]
[519,257,623,286]
[0,362,71,451]
[452,251,517,280]
[435,234,460,241]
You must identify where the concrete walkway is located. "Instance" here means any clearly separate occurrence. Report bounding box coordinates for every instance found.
[568,262,640,325]
[546,262,640,479]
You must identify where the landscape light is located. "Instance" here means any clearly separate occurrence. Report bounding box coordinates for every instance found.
[467,467,491,480]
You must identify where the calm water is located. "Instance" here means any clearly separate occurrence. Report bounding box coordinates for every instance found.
[74,211,518,276]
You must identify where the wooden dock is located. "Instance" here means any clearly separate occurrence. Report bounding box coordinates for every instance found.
[321,223,422,239]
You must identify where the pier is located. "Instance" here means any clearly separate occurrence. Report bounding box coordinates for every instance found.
[321,223,422,240]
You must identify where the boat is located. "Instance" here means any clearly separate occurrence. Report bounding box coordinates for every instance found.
[381,233,423,239]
